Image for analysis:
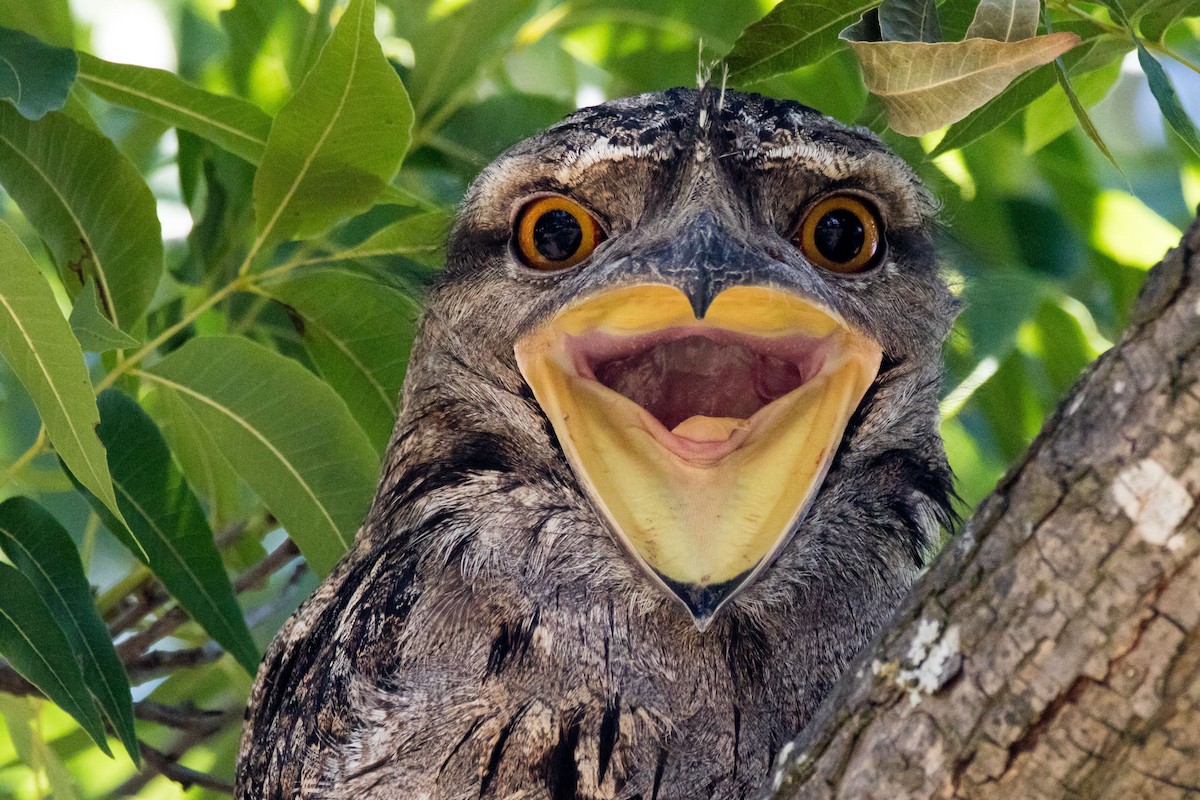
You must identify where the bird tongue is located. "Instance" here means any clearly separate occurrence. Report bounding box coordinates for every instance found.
[670,415,747,442]
[592,334,812,432]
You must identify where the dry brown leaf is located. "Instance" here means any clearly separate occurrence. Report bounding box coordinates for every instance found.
[845,32,1081,135]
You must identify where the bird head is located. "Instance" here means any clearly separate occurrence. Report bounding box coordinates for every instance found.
[384,88,957,632]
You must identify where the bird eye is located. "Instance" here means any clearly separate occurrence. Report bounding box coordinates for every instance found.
[515,196,604,271]
[793,194,883,274]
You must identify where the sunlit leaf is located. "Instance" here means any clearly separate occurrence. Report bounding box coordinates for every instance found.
[0,0,73,47]
[0,497,138,762]
[69,276,141,353]
[878,0,941,42]
[843,31,1080,136]
[1092,189,1182,268]
[1025,59,1121,152]
[76,52,273,164]
[0,562,109,753]
[0,221,122,522]
[1138,0,1200,41]
[0,693,84,799]
[0,105,163,331]
[80,389,260,673]
[253,0,413,247]
[966,0,1039,41]
[1036,58,1122,170]
[932,31,1128,154]
[260,270,420,452]
[726,1,878,84]
[221,0,312,107]
[0,26,77,120]
[143,336,379,575]
[406,0,538,121]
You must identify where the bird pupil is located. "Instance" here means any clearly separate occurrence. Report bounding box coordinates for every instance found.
[814,210,865,263]
[533,209,583,261]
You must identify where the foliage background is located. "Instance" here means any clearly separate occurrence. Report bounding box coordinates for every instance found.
[0,0,1197,796]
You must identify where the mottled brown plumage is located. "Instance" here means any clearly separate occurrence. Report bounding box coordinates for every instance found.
[236,88,956,799]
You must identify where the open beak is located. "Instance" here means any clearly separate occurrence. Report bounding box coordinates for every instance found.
[515,284,882,629]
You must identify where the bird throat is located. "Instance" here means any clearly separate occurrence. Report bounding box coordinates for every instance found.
[515,285,882,628]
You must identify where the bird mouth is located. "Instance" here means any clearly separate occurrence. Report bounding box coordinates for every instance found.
[515,285,882,628]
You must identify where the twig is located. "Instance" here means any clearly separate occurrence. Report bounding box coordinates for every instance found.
[245,560,308,630]
[117,735,235,796]
[134,700,238,734]
[125,645,223,681]
[115,539,300,665]
[116,607,189,663]
[0,665,37,697]
[235,539,300,593]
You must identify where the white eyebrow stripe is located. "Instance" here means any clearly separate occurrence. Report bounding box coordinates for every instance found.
[554,140,671,182]
[747,141,863,179]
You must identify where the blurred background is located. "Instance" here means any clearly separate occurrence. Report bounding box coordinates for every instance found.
[0,0,1197,796]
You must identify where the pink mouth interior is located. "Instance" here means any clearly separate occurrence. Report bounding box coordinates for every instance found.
[575,330,826,432]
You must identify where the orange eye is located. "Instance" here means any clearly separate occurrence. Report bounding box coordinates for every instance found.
[793,194,883,274]
[515,196,603,271]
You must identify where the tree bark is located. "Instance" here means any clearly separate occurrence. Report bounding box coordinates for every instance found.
[761,209,1200,800]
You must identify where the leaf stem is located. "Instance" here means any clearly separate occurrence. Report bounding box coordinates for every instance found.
[96,564,153,616]
[0,426,48,490]
[1049,0,1200,74]
[95,277,247,392]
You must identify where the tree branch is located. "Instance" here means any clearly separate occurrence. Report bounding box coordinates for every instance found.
[134,700,238,734]
[762,211,1200,798]
[116,737,235,796]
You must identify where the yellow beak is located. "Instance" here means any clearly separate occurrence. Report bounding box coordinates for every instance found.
[515,285,882,627]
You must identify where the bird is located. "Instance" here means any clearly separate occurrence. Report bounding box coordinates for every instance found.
[235,86,957,799]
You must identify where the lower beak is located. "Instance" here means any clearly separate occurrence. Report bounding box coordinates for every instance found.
[515,285,882,629]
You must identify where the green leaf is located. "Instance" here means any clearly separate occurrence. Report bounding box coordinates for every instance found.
[0,105,163,331]
[966,0,1040,41]
[253,0,413,247]
[0,694,84,800]
[69,276,141,353]
[75,52,273,165]
[145,388,246,528]
[726,1,878,84]
[1137,44,1200,158]
[1101,0,1200,158]
[260,270,420,452]
[300,210,449,270]
[406,0,538,121]
[0,497,138,762]
[0,221,122,523]
[432,93,575,177]
[77,389,260,673]
[878,0,942,42]
[1138,0,1200,41]
[0,0,73,47]
[143,336,379,575]
[842,31,1080,136]
[0,26,77,120]
[220,0,313,106]
[931,31,1127,154]
[0,562,109,753]
[1028,58,1122,169]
